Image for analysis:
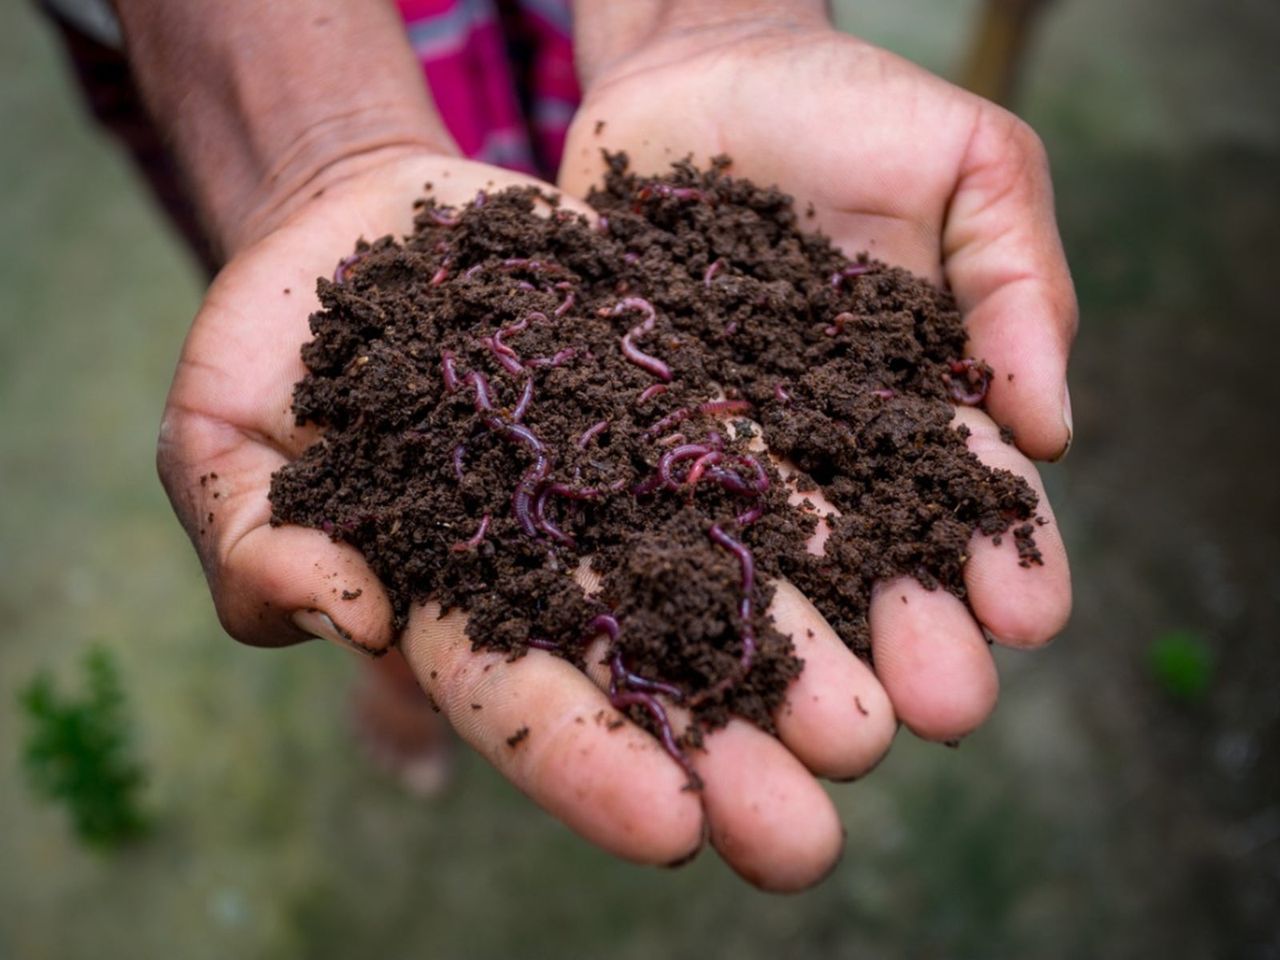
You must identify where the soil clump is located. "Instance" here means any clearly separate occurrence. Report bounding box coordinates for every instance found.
[269,154,1040,759]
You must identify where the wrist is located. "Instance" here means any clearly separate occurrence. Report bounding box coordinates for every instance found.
[115,0,455,258]
[571,0,830,90]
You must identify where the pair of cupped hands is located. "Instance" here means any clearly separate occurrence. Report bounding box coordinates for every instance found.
[158,24,1075,891]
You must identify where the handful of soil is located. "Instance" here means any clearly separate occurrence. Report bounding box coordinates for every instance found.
[269,155,1040,777]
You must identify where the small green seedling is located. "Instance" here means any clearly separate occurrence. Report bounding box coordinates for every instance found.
[20,646,149,848]
[1147,629,1214,704]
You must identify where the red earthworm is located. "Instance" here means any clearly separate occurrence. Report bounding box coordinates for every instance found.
[527,636,561,652]
[655,432,687,447]
[440,350,461,393]
[586,613,620,643]
[873,387,896,399]
[685,450,724,490]
[429,259,451,286]
[943,358,992,405]
[657,444,717,488]
[516,280,536,292]
[610,651,684,701]
[512,377,534,422]
[643,399,752,438]
[829,262,874,288]
[486,337,525,374]
[532,485,575,545]
[450,513,491,551]
[464,263,485,280]
[825,312,855,336]
[527,347,577,368]
[576,419,610,448]
[687,524,757,706]
[704,258,725,289]
[636,184,707,204]
[637,383,668,404]
[425,207,459,227]
[466,371,549,538]
[554,289,575,317]
[610,689,699,786]
[333,252,365,285]
[735,503,765,526]
[613,297,673,382]
[774,382,793,404]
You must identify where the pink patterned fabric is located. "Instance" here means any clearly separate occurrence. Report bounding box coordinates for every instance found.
[395,0,579,179]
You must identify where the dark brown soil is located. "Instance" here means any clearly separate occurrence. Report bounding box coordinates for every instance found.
[269,154,1040,750]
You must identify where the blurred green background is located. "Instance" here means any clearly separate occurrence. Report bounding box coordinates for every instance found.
[2,1,1277,957]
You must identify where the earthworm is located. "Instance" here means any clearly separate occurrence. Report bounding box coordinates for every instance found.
[644,399,753,438]
[425,207,459,227]
[532,485,575,545]
[452,444,467,482]
[333,252,365,285]
[704,258,724,288]
[637,383,668,404]
[527,636,561,652]
[586,613,620,643]
[657,444,717,489]
[450,513,491,551]
[511,377,534,422]
[554,289,575,317]
[576,420,610,448]
[609,689,699,786]
[464,263,485,280]
[466,371,549,538]
[486,336,525,374]
[774,382,793,404]
[613,297,673,382]
[942,358,992,406]
[825,312,855,336]
[429,259,451,286]
[873,387,896,399]
[685,450,724,490]
[636,184,706,204]
[610,651,684,701]
[524,348,576,371]
[440,350,461,393]
[687,523,758,706]
[829,262,874,288]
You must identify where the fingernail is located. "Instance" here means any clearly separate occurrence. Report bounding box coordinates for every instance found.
[292,609,379,657]
[1055,383,1074,461]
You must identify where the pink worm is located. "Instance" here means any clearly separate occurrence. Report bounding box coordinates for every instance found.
[613,297,673,382]
[943,358,992,406]
[450,514,491,552]
[333,252,365,285]
[576,420,610,448]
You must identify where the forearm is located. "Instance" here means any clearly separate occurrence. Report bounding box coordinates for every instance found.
[570,0,829,89]
[113,0,454,257]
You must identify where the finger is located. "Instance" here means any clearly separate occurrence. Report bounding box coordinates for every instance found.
[769,581,897,780]
[569,565,843,888]
[159,408,397,654]
[691,718,844,892]
[942,105,1077,461]
[869,578,999,742]
[953,406,1072,647]
[400,602,705,866]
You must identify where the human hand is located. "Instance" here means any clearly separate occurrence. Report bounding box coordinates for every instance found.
[552,2,1074,886]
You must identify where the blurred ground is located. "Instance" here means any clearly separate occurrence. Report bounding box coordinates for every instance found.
[2,1,1277,957]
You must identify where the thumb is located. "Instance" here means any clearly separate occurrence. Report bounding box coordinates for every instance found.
[942,104,1077,460]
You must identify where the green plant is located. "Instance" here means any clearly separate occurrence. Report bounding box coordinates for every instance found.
[1148,629,1214,705]
[20,646,149,848]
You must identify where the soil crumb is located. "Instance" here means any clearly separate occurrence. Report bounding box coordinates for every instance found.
[269,154,1039,750]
